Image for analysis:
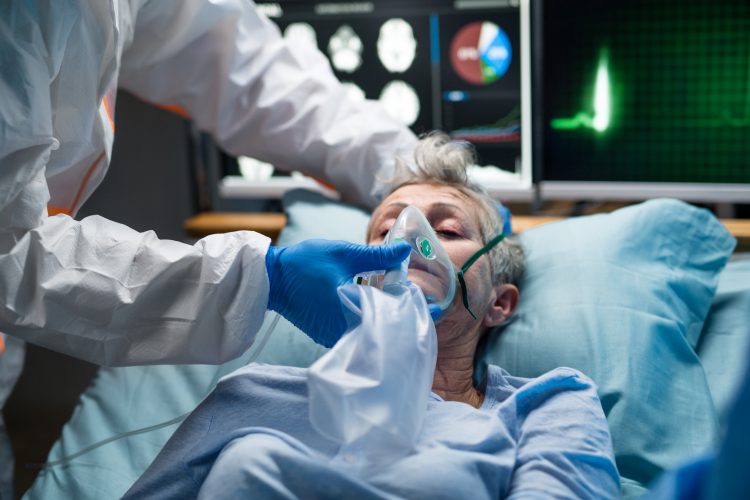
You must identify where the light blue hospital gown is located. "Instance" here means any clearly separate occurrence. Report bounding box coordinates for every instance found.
[124,363,620,499]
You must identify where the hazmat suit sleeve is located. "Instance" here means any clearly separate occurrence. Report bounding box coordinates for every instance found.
[0,3,271,367]
[119,0,417,208]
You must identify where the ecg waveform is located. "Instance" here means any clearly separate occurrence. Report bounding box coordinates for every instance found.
[551,44,750,132]
[550,49,611,133]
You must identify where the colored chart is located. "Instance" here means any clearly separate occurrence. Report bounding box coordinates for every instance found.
[450,21,512,85]
[451,105,521,143]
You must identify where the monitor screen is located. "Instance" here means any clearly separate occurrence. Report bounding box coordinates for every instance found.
[537,0,750,201]
[221,0,532,201]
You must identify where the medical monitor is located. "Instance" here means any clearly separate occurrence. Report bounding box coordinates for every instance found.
[536,0,750,202]
[219,0,533,203]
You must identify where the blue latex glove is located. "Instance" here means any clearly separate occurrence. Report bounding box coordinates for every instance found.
[265,239,411,347]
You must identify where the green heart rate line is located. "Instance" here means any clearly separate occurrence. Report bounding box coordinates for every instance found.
[550,49,612,133]
[551,43,750,131]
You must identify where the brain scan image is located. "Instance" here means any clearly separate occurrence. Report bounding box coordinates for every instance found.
[328,25,363,73]
[341,81,366,101]
[283,22,318,47]
[237,156,274,181]
[379,80,420,126]
[377,18,417,73]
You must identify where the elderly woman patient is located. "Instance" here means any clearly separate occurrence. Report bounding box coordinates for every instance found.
[124,134,620,499]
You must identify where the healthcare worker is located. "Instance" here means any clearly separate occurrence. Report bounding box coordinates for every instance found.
[0,0,415,495]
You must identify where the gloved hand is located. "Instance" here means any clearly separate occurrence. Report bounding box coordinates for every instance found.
[265,239,411,347]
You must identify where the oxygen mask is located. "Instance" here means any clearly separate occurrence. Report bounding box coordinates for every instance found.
[356,204,509,321]
[382,205,457,315]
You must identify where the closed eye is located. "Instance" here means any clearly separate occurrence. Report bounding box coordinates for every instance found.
[436,229,462,239]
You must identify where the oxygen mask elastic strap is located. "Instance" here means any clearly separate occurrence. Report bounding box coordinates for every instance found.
[456,232,506,320]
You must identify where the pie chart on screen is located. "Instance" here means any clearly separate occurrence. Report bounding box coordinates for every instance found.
[450,21,512,85]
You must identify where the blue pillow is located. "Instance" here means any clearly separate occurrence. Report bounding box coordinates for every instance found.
[696,259,750,421]
[277,189,370,245]
[477,199,736,497]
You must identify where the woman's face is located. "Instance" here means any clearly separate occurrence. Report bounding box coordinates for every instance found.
[367,183,497,331]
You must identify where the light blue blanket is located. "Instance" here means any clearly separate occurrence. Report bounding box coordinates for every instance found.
[123,364,619,499]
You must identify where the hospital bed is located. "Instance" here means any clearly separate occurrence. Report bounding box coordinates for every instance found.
[25,190,750,499]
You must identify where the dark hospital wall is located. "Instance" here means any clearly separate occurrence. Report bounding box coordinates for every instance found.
[4,91,197,498]
[77,91,196,239]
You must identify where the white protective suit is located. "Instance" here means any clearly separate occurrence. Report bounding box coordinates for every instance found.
[0,0,416,367]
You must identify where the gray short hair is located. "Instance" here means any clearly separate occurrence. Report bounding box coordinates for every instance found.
[381,132,524,287]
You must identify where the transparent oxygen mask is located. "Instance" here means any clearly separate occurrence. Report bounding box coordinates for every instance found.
[380,205,457,314]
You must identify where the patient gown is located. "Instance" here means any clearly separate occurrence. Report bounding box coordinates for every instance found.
[124,363,620,499]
